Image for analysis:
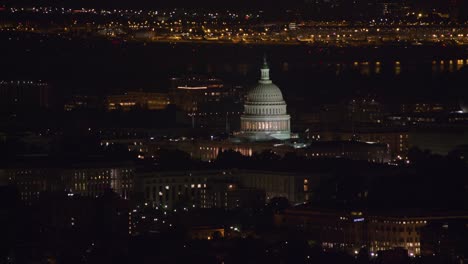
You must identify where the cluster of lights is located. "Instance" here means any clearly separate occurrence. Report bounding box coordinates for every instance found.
[0,80,47,85]
[3,6,467,47]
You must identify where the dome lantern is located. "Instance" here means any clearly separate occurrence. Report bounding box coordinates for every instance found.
[260,54,271,82]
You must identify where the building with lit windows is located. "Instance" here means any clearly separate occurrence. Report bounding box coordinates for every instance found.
[169,75,244,129]
[64,95,99,111]
[238,170,317,203]
[106,91,170,111]
[347,98,385,124]
[137,170,267,210]
[137,170,218,209]
[136,170,320,209]
[188,226,225,240]
[274,206,468,257]
[62,165,134,199]
[239,56,291,141]
[311,128,409,159]
[169,75,243,113]
[0,80,51,113]
[296,140,390,163]
[100,136,390,164]
[2,168,61,204]
[1,161,135,203]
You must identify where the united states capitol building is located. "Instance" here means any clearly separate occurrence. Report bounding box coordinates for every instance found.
[237,56,291,141]
[101,55,391,163]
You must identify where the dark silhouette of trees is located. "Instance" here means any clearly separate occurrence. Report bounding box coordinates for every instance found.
[156,149,193,169]
[215,149,246,168]
[268,197,290,213]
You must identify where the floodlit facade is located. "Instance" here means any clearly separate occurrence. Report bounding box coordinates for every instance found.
[239,56,291,141]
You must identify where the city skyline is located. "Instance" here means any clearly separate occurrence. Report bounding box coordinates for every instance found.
[0,1,467,263]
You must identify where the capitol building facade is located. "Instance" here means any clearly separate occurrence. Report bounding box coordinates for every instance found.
[239,57,291,141]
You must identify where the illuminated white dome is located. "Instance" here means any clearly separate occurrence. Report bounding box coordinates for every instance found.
[247,58,284,102]
[247,82,284,102]
[239,55,291,141]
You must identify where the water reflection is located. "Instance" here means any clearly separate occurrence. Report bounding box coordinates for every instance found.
[321,58,466,76]
[456,60,464,71]
[427,59,468,74]
[395,61,401,75]
[375,61,381,75]
[200,58,466,78]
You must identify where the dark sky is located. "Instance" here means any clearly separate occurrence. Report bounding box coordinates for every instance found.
[0,0,303,9]
[0,0,454,9]
[1,0,464,20]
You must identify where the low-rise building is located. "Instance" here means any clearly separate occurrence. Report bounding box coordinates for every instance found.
[314,128,408,159]
[135,170,222,209]
[106,91,170,111]
[274,206,468,257]
[1,160,135,203]
[0,80,52,112]
[136,170,321,209]
[296,140,390,163]
[108,137,391,163]
[189,226,225,240]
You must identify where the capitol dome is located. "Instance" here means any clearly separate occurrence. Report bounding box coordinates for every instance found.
[247,64,284,102]
[239,55,291,141]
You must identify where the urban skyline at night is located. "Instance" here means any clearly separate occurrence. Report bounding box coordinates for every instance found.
[0,0,467,263]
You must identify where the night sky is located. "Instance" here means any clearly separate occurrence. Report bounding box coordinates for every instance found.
[0,0,458,9]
